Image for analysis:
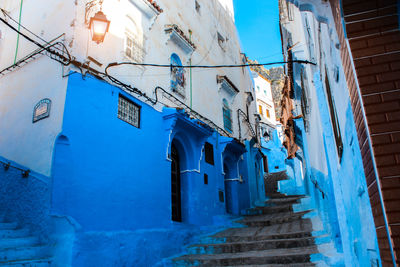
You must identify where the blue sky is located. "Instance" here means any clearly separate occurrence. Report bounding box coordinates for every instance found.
[233,0,283,64]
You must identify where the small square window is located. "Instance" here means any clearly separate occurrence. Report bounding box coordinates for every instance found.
[204,142,214,165]
[118,95,140,128]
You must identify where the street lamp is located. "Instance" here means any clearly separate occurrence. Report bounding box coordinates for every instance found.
[89,10,110,44]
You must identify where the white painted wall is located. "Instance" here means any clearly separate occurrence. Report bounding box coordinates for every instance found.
[0,0,75,176]
[252,71,277,126]
[0,0,255,175]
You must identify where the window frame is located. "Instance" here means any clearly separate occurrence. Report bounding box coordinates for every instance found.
[117,94,141,128]
[222,99,233,133]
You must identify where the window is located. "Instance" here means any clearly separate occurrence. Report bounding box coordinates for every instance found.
[266,109,270,118]
[170,53,186,97]
[125,16,144,63]
[217,32,226,50]
[324,69,343,160]
[287,1,294,21]
[195,0,200,13]
[257,86,260,92]
[304,14,315,61]
[204,173,208,185]
[204,142,214,165]
[118,95,140,128]
[222,99,232,133]
[258,105,263,116]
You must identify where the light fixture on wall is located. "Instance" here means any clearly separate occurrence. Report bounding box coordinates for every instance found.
[89,10,110,44]
[85,0,110,44]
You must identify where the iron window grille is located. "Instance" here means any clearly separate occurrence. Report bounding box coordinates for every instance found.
[118,95,140,128]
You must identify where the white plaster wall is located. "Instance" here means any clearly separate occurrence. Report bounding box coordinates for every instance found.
[0,0,255,175]
[69,0,255,139]
[280,0,380,265]
[253,72,277,126]
[0,0,75,176]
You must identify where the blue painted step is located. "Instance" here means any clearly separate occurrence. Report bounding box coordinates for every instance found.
[0,237,39,249]
[0,223,18,230]
[0,258,52,267]
[0,229,30,239]
[0,246,51,263]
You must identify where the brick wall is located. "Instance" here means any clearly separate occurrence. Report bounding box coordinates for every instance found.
[330,0,400,265]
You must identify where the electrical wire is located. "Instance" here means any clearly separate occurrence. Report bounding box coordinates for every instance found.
[105,60,315,70]
[0,12,302,141]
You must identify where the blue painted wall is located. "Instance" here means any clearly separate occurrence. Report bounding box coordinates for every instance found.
[0,157,51,242]
[50,73,256,265]
[278,70,380,266]
[260,129,287,174]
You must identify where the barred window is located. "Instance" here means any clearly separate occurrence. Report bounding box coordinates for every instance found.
[118,95,140,128]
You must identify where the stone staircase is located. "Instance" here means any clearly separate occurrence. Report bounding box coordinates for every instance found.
[171,194,323,266]
[0,217,52,266]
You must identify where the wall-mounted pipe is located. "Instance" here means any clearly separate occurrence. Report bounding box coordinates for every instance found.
[14,0,23,64]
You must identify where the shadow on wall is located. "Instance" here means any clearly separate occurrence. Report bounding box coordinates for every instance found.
[0,157,51,242]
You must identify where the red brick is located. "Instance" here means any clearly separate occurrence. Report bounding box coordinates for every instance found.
[352,45,386,59]
[370,121,400,134]
[376,155,397,167]
[385,42,400,53]
[364,101,400,115]
[377,226,389,239]
[367,113,387,124]
[359,75,377,86]
[343,1,378,16]
[377,71,400,82]
[382,187,400,200]
[392,225,400,236]
[373,142,400,156]
[368,32,400,47]
[363,94,383,104]
[346,21,365,34]
[363,15,399,31]
[392,133,400,142]
[371,134,392,145]
[387,211,400,223]
[354,57,372,68]
[372,52,400,64]
[381,177,400,189]
[382,91,400,102]
[357,64,391,76]
[387,111,400,121]
[361,81,396,95]
[385,200,400,212]
[390,61,400,71]
[379,165,400,178]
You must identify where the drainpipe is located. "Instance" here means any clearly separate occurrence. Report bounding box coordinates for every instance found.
[14,0,24,64]
[189,29,193,109]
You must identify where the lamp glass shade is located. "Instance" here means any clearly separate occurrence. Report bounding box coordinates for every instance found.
[89,11,110,43]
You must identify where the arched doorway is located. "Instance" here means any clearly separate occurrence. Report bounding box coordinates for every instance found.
[171,143,182,222]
